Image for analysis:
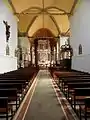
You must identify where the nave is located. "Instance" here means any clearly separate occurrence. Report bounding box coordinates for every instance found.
[1,1,90,120]
[0,67,90,120]
[18,70,79,120]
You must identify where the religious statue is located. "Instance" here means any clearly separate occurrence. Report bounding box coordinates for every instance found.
[79,44,82,55]
[3,20,10,42]
[6,44,9,55]
[3,20,10,55]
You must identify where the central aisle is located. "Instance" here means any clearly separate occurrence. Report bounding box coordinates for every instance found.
[24,70,66,120]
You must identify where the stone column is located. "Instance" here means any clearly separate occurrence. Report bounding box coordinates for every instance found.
[34,39,38,67]
[53,46,56,66]
[56,36,60,61]
[55,44,57,65]
[30,45,32,65]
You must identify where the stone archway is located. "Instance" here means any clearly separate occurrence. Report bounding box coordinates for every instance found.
[31,28,57,68]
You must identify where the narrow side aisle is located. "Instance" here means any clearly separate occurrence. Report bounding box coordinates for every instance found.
[24,70,66,120]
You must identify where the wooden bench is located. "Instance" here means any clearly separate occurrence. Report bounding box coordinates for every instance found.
[0,83,24,94]
[70,88,90,111]
[0,97,12,120]
[0,88,20,110]
[59,77,90,92]
[0,66,38,119]
[67,82,90,100]
[79,97,90,120]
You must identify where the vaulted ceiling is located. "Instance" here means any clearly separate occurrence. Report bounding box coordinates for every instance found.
[9,0,78,37]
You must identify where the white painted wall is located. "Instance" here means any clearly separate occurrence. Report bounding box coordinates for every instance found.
[0,0,17,73]
[0,55,17,73]
[18,37,31,67]
[18,37,30,54]
[70,0,90,73]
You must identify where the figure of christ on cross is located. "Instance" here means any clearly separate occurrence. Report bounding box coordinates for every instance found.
[3,20,10,42]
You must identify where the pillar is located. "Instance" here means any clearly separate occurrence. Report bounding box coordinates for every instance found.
[34,39,38,67]
[30,45,32,65]
[56,36,60,61]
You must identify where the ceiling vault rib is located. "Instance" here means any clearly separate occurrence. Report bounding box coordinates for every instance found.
[48,15,61,35]
[45,6,70,14]
[15,12,68,16]
[28,36,58,39]
[65,28,70,35]
[9,0,74,37]
[19,7,42,14]
[25,8,61,36]
[14,6,70,15]
[70,0,78,15]
[8,0,17,13]
[9,1,74,15]
[48,13,69,15]
[42,0,45,28]
[26,16,38,34]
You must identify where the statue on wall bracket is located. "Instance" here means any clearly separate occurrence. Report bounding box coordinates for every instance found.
[6,43,10,55]
[3,20,10,55]
[78,44,82,55]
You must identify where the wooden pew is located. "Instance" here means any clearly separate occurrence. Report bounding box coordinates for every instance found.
[58,75,90,84]
[0,97,12,120]
[58,75,90,89]
[50,68,90,119]
[0,78,33,97]
[0,83,23,94]
[0,88,19,110]
[67,82,90,100]
[59,74,90,79]
[70,88,90,111]
[79,97,90,120]
[59,78,90,94]
[0,80,27,83]
[0,66,38,119]
[0,76,33,83]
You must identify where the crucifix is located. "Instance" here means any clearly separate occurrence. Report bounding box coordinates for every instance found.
[3,20,10,42]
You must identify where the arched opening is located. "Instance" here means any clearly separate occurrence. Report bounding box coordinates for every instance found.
[30,28,57,69]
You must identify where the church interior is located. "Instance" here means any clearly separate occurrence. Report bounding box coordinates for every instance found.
[0,0,90,120]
